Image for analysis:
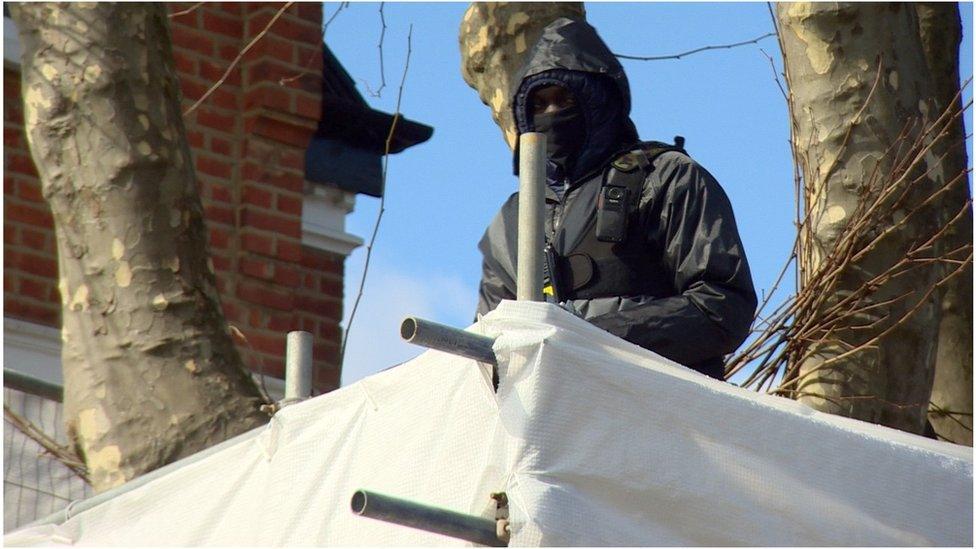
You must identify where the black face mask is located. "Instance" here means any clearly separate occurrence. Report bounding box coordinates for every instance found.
[533,106,586,175]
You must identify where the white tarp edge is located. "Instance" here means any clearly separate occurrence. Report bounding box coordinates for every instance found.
[5,301,972,546]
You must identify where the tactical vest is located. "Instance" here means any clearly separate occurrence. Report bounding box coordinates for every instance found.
[545,139,688,302]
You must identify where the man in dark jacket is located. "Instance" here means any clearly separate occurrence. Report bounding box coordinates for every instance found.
[476,18,757,380]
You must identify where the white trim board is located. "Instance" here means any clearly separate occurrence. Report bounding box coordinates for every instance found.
[3,318,62,386]
[4,16,22,65]
[301,186,363,256]
[2,318,287,400]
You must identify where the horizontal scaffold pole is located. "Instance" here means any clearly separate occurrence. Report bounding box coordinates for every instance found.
[400,317,497,365]
[351,489,506,547]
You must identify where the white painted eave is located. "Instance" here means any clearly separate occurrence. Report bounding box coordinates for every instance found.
[301,185,363,256]
[3,318,62,386]
[301,223,364,256]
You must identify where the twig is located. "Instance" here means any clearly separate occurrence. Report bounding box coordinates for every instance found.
[781,250,972,392]
[339,24,414,366]
[363,3,388,97]
[279,50,322,87]
[280,1,350,86]
[168,2,204,19]
[228,325,274,406]
[759,47,788,102]
[4,404,90,484]
[615,31,775,61]
[322,1,350,37]
[727,84,974,396]
[183,2,296,116]
[776,390,928,414]
[753,233,798,322]
[928,401,974,432]
[766,1,805,292]
[323,1,350,36]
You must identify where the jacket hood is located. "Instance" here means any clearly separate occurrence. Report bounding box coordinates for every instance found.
[511,18,638,182]
[513,17,631,115]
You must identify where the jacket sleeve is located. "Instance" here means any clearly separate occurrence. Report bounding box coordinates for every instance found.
[576,153,757,367]
[476,256,515,319]
[475,198,519,320]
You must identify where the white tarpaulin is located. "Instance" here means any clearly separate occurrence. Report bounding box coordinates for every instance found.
[6,301,972,546]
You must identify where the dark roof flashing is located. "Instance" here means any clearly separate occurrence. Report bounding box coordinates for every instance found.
[306,44,432,196]
[315,44,432,154]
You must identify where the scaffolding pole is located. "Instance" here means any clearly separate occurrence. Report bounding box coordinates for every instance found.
[400,317,497,365]
[517,132,546,302]
[285,331,313,401]
[351,489,507,547]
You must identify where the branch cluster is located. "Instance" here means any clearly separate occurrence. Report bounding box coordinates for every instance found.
[4,404,90,484]
[726,83,973,408]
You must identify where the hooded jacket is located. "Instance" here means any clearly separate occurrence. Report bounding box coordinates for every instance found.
[476,18,757,379]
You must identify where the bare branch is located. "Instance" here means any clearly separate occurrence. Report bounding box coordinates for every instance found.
[323,1,351,35]
[280,1,350,86]
[363,3,388,98]
[168,2,204,19]
[727,87,974,394]
[228,325,274,407]
[782,251,972,392]
[183,2,296,116]
[615,31,775,61]
[928,401,975,433]
[4,404,90,484]
[759,47,788,102]
[340,24,414,366]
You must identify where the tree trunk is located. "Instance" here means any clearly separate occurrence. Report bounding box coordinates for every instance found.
[777,3,959,434]
[11,3,267,492]
[459,2,585,149]
[914,2,973,446]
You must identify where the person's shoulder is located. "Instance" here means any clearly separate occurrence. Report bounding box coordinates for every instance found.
[494,191,520,220]
[612,141,703,181]
[638,147,731,210]
[646,148,717,185]
[485,192,519,219]
[651,149,703,174]
[479,191,520,256]
[482,192,519,236]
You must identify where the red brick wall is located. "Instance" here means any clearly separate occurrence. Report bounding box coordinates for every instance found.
[3,3,344,393]
[4,65,60,328]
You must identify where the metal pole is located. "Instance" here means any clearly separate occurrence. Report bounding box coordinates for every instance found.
[351,490,506,547]
[3,369,63,402]
[400,317,497,365]
[517,132,546,302]
[285,331,313,400]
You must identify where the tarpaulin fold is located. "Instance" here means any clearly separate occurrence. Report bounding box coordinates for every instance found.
[6,301,972,546]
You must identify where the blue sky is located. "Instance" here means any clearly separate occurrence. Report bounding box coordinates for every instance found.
[325,2,975,386]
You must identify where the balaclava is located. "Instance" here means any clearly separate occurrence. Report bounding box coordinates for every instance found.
[532,100,586,176]
[514,69,636,198]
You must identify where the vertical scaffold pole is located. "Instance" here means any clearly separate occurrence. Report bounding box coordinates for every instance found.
[517,132,546,302]
[285,331,313,400]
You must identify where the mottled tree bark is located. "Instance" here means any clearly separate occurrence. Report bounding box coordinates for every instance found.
[459,2,585,149]
[914,2,973,446]
[777,3,958,435]
[11,3,266,492]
